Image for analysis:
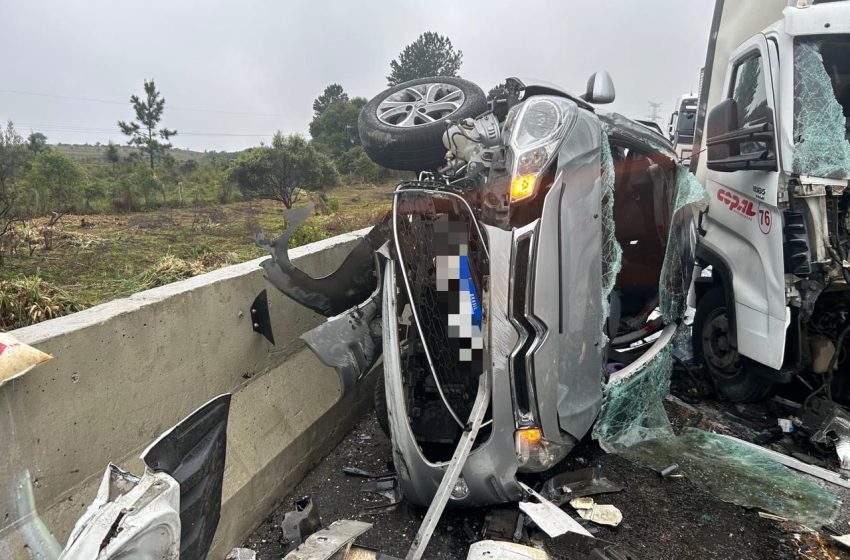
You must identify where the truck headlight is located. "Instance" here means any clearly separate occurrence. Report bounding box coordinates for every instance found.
[504,96,578,203]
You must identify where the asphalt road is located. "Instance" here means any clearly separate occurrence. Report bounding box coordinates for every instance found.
[242,403,846,559]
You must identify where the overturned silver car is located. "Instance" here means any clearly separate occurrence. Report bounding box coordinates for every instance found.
[259,74,706,507]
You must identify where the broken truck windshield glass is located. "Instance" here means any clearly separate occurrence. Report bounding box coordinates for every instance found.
[793,36,850,179]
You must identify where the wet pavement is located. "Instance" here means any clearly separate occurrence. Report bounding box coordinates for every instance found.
[242,401,847,559]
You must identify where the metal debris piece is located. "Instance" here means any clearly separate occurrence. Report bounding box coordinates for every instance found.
[225,548,257,560]
[513,512,526,543]
[343,467,381,479]
[660,464,679,478]
[569,498,623,527]
[540,466,624,506]
[808,404,850,470]
[467,540,549,559]
[569,497,623,527]
[517,482,593,538]
[283,520,372,560]
[716,434,850,489]
[360,475,403,514]
[757,512,788,522]
[569,497,595,510]
[281,497,322,555]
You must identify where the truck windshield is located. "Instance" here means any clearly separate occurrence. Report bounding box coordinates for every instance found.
[676,108,696,140]
[793,36,850,178]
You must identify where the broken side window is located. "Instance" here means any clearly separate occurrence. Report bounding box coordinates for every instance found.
[599,129,623,344]
[793,37,850,179]
[730,53,771,155]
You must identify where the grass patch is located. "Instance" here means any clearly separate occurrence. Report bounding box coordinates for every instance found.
[0,180,398,327]
[0,276,84,330]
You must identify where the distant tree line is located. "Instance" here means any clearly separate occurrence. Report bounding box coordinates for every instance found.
[0,30,472,229]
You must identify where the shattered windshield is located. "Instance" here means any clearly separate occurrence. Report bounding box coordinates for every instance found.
[793,36,850,179]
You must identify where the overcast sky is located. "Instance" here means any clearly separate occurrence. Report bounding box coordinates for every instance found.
[0,0,715,152]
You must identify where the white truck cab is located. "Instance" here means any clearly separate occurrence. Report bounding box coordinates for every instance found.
[669,94,698,164]
[691,0,850,404]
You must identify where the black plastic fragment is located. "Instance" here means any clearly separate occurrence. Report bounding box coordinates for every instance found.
[250,289,275,344]
[142,394,231,560]
[540,466,625,506]
[256,204,391,318]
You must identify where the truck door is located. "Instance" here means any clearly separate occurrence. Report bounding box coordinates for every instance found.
[702,34,787,369]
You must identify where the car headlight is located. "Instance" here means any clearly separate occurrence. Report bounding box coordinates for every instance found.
[515,427,571,472]
[503,96,578,203]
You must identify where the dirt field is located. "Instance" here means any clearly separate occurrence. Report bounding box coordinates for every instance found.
[0,181,394,309]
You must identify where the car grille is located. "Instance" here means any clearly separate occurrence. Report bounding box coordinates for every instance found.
[393,185,489,418]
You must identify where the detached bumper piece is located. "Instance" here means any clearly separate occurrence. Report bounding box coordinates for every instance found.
[257,203,390,318]
[257,204,391,396]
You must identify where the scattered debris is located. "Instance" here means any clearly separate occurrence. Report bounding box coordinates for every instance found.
[467,540,549,559]
[757,512,789,522]
[517,482,593,538]
[281,497,322,554]
[569,497,595,510]
[833,534,850,549]
[283,520,372,560]
[777,418,795,433]
[659,464,679,478]
[483,507,523,542]
[360,475,403,514]
[805,401,850,470]
[541,533,641,560]
[540,466,624,506]
[569,498,623,527]
[225,548,257,560]
[343,467,381,479]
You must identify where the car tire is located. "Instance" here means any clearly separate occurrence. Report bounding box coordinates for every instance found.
[358,76,488,171]
[374,372,390,438]
[693,285,775,402]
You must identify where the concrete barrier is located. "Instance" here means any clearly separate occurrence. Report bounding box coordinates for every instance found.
[0,228,376,559]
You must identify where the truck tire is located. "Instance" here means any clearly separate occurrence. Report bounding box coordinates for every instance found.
[693,286,775,402]
[374,372,390,438]
[358,76,488,171]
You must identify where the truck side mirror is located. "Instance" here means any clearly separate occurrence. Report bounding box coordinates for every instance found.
[706,98,777,172]
[582,71,615,104]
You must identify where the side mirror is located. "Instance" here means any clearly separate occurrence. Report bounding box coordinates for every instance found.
[706,98,776,172]
[582,71,615,104]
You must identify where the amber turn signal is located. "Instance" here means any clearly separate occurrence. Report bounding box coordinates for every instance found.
[511,174,537,202]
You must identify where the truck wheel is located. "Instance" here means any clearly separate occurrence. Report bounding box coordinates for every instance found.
[358,76,488,171]
[374,373,390,437]
[693,286,774,402]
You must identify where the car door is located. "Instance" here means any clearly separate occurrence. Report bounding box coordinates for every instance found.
[702,34,787,369]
